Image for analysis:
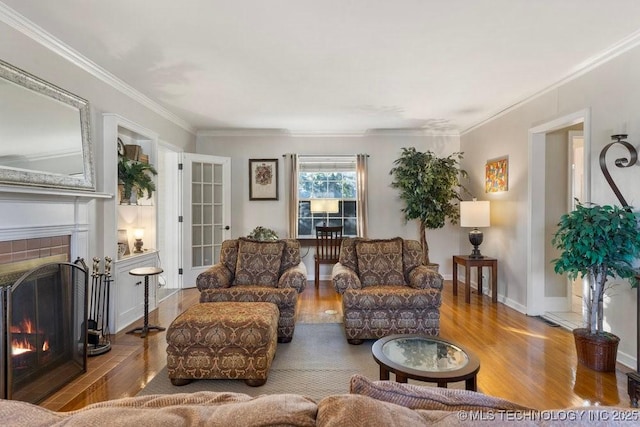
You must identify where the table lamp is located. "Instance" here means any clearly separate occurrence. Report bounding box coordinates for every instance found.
[460,199,490,258]
[133,228,145,253]
[310,199,340,226]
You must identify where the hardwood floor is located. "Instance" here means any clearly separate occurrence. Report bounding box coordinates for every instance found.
[41,280,632,412]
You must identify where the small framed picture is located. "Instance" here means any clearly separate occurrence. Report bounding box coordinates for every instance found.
[485,156,509,193]
[249,159,278,200]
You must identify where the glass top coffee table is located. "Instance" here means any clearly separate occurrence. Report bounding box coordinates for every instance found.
[372,334,480,391]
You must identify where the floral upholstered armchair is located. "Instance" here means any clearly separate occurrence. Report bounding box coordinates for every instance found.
[196,238,307,342]
[332,237,443,344]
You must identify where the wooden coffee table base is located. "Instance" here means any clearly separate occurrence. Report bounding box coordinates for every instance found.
[372,335,480,392]
[379,365,478,391]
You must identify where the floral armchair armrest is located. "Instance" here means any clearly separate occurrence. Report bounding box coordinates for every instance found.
[196,264,233,291]
[332,262,362,294]
[407,265,444,291]
[278,261,308,293]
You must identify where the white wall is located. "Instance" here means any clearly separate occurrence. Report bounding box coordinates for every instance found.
[196,132,462,278]
[0,20,196,261]
[460,44,640,368]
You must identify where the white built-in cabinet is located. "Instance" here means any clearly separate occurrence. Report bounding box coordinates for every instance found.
[102,114,159,333]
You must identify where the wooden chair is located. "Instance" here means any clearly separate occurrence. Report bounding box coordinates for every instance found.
[314,226,343,287]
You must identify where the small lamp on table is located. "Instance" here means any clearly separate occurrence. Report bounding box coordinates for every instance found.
[460,199,490,258]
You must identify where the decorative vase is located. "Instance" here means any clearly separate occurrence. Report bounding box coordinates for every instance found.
[573,328,619,372]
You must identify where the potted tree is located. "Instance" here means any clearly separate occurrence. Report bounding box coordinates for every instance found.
[390,147,467,266]
[117,158,158,204]
[552,202,640,371]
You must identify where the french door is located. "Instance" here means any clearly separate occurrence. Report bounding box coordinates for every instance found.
[181,153,231,287]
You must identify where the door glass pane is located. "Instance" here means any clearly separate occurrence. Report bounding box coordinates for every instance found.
[192,183,201,204]
[192,226,202,245]
[192,206,202,224]
[203,163,213,183]
[203,246,213,266]
[203,183,213,204]
[192,247,202,268]
[203,205,213,225]
[192,162,202,182]
[203,225,212,245]
[214,164,222,183]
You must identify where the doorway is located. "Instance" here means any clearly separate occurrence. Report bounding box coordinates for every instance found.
[526,109,591,330]
[157,141,182,301]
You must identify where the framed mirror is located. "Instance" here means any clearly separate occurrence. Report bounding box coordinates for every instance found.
[0,59,95,191]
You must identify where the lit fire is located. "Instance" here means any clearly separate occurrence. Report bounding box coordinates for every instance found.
[10,318,50,356]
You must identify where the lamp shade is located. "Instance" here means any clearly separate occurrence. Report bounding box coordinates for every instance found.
[460,200,490,228]
[310,199,340,214]
[133,228,145,239]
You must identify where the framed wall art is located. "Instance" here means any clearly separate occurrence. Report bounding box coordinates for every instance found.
[249,158,278,200]
[485,156,508,193]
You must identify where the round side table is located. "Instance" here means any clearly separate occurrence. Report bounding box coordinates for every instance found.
[126,266,165,338]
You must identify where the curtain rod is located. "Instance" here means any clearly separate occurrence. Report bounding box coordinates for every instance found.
[281,154,369,157]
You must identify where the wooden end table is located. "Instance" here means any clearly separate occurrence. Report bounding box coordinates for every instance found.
[452,255,498,303]
[372,334,480,391]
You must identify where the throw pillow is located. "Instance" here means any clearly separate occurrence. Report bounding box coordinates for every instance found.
[349,374,533,412]
[355,238,405,287]
[337,237,362,273]
[235,238,284,287]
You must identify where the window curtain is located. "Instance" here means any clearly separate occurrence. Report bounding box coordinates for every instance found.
[285,153,298,238]
[356,154,369,238]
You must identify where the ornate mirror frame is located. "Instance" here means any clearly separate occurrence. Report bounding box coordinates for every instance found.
[0,59,95,191]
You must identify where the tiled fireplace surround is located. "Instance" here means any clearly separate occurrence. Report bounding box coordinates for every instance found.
[0,236,71,266]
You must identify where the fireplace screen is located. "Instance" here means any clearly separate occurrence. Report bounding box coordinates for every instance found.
[1,262,87,403]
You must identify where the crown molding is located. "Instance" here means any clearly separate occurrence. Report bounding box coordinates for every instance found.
[461,28,640,136]
[197,128,460,138]
[197,128,291,137]
[0,3,195,135]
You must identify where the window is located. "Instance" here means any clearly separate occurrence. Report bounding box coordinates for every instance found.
[297,156,358,237]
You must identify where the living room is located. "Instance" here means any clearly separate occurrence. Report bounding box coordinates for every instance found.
[2,1,640,422]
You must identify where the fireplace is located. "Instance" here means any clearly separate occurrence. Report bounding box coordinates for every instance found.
[0,258,88,403]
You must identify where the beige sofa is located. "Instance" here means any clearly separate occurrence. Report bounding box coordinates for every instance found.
[1,375,631,426]
[332,237,443,344]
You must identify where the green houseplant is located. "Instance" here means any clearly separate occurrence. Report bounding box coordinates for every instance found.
[247,226,279,241]
[390,147,467,266]
[552,202,640,371]
[118,158,158,204]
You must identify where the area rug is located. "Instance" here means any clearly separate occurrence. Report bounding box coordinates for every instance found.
[138,323,379,401]
[139,323,467,401]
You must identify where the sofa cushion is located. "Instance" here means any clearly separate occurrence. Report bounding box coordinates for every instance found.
[355,238,405,287]
[59,392,316,427]
[235,238,285,287]
[317,394,429,427]
[349,374,532,412]
[280,239,302,274]
[338,237,362,273]
[220,239,240,274]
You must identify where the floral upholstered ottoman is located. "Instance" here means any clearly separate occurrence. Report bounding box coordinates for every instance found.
[166,302,279,387]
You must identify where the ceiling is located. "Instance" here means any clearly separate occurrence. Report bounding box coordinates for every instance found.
[3,0,640,135]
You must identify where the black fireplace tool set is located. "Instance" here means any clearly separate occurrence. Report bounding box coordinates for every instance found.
[87,257,112,356]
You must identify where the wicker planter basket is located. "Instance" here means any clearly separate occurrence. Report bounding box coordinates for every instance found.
[573,328,620,372]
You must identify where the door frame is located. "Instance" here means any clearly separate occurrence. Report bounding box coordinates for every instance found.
[526,108,591,315]
[157,140,183,294]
